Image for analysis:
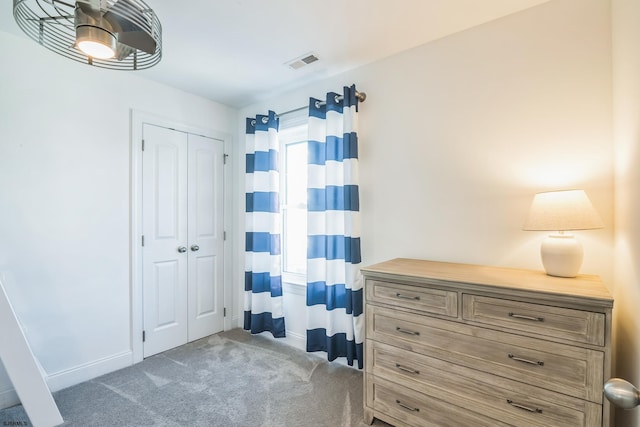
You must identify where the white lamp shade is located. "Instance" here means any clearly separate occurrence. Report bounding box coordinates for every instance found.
[523,189,603,231]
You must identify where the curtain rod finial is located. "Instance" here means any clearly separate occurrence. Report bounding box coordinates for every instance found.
[356,91,366,103]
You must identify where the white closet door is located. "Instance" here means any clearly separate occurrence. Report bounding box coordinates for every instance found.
[187,133,225,341]
[142,125,225,358]
[142,123,189,358]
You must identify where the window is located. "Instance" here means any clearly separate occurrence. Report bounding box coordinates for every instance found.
[279,113,308,284]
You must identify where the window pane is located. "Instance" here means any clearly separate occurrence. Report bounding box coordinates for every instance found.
[281,126,308,277]
[285,142,307,207]
[283,207,306,274]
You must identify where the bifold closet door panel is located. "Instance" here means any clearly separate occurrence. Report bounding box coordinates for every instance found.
[142,123,189,358]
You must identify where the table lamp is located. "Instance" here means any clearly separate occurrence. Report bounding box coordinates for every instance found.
[523,189,603,278]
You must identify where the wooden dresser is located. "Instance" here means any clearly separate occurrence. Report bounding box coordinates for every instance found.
[361,258,613,427]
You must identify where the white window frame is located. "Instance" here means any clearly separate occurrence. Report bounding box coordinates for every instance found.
[279,110,308,286]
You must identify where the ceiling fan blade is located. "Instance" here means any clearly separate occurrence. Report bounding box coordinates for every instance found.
[103,0,158,55]
[114,43,135,60]
[76,0,105,14]
[75,0,115,34]
[115,31,157,55]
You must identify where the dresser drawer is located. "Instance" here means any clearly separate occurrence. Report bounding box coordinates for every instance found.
[367,305,604,403]
[462,294,605,346]
[366,279,458,317]
[367,375,512,427]
[367,340,603,427]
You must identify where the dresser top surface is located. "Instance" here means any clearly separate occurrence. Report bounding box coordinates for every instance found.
[361,258,613,307]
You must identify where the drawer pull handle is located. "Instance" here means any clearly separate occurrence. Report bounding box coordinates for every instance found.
[507,399,543,414]
[396,293,420,301]
[396,400,420,412]
[508,353,544,366]
[395,363,420,375]
[508,312,544,322]
[396,327,420,336]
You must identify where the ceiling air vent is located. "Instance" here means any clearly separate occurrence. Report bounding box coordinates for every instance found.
[286,53,319,70]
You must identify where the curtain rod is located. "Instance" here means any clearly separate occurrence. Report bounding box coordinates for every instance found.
[276,90,367,119]
[275,104,309,118]
[249,90,367,126]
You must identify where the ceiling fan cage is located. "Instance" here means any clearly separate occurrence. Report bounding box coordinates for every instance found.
[13,0,162,70]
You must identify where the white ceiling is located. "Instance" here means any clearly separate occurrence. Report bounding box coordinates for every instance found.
[1,0,551,108]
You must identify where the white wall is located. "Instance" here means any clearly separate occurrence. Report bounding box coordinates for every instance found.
[236,0,613,340]
[0,30,236,407]
[612,0,640,425]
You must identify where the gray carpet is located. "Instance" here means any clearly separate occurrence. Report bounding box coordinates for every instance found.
[0,329,390,426]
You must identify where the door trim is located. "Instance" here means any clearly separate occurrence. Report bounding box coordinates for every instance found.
[130,109,233,364]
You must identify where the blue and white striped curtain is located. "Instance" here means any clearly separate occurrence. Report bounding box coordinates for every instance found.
[244,111,286,338]
[306,85,363,368]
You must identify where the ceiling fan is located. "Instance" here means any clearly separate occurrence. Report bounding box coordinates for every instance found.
[13,0,162,70]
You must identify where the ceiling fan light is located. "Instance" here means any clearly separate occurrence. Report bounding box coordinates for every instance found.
[76,25,117,59]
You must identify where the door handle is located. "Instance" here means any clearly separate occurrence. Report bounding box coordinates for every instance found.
[177,246,187,253]
[190,245,200,252]
[604,378,640,409]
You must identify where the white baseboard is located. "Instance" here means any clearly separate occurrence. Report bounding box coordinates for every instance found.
[0,350,133,410]
[232,315,241,329]
[0,388,19,410]
[281,330,306,351]
[46,350,133,392]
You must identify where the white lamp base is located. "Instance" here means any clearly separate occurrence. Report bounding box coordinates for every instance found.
[540,233,583,278]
